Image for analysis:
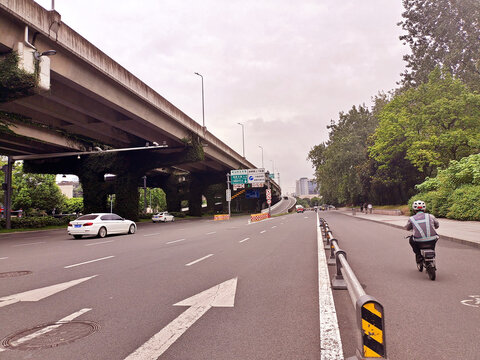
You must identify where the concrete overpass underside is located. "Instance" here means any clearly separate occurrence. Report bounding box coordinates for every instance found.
[0,0,280,221]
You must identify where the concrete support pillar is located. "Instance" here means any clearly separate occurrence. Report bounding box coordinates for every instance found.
[78,171,109,215]
[188,175,204,217]
[163,175,182,212]
[114,172,141,221]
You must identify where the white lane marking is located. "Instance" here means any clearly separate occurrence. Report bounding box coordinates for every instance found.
[143,232,163,237]
[0,308,92,352]
[85,240,114,246]
[0,276,97,309]
[316,215,343,359]
[304,217,309,219]
[239,237,250,243]
[206,231,217,235]
[461,295,480,307]
[64,256,115,269]
[260,230,266,234]
[185,254,214,267]
[271,226,277,229]
[12,241,46,247]
[0,257,8,260]
[124,278,237,360]
[166,239,186,244]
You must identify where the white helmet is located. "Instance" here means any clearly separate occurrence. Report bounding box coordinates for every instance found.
[412,200,426,211]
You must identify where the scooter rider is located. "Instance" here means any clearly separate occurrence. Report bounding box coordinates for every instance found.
[405,200,439,264]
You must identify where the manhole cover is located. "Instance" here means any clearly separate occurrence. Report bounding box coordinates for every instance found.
[1,321,100,350]
[0,271,32,278]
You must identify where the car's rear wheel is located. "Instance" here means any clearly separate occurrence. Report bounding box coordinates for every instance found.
[128,224,136,234]
[73,235,82,239]
[98,227,107,238]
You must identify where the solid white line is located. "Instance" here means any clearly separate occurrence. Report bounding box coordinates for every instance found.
[166,239,186,244]
[316,215,344,359]
[239,238,250,243]
[206,231,217,235]
[12,241,46,247]
[185,254,213,267]
[85,240,114,246]
[260,230,266,234]
[6,308,92,350]
[64,256,115,269]
[143,232,163,237]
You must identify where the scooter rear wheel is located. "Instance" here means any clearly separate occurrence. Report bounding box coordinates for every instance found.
[417,262,423,272]
[426,263,436,280]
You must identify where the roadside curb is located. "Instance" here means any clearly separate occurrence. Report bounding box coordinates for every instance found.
[336,211,480,249]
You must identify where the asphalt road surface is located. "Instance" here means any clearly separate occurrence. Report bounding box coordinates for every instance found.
[1,211,478,359]
[321,211,480,360]
[0,213,321,360]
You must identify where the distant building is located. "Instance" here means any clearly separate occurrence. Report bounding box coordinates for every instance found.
[296,178,318,196]
[57,181,78,198]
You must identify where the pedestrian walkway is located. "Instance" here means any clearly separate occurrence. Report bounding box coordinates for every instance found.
[335,208,480,248]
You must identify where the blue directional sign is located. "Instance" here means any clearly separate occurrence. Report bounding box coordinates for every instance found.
[245,189,260,199]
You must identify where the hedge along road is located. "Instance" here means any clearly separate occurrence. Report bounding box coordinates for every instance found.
[322,211,480,360]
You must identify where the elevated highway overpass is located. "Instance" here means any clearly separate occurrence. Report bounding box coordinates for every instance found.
[0,0,281,220]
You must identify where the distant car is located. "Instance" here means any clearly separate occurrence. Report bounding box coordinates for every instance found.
[68,213,136,239]
[152,212,175,223]
[295,205,304,213]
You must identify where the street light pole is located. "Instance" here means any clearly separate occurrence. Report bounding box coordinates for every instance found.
[194,72,205,128]
[238,122,245,157]
[258,145,264,169]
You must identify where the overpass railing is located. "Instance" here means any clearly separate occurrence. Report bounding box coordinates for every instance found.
[319,217,387,360]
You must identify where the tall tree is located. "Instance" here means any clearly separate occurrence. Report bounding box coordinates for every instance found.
[369,68,480,182]
[399,0,480,90]
[11,163,65,214]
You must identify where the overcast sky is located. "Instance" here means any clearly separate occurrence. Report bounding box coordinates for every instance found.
[40,0,407,194]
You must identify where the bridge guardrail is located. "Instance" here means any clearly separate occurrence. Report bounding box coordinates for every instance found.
[319,217,387,360]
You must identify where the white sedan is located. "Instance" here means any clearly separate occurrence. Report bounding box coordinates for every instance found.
[68,213,136,239]
[152,212,175,223]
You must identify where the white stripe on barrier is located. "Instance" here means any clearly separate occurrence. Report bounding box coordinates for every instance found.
[317,215,344,359]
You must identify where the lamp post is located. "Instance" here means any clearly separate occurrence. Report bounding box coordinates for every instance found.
[238,122,245,157]
[194,72,205,128]
[258,145,264,169]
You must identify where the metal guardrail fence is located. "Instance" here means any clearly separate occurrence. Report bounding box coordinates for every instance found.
[319,217,387,360]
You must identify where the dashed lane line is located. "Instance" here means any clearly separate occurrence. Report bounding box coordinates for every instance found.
[260,230,266,234]
[239,238,250,243]
[185,254,214,267]
[166,239,186,244]
[12,242,46,247]
[64,256,115,269]
[85,240,114,246]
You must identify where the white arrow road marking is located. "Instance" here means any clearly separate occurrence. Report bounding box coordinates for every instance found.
[124,278,237,360]
[0,275,97,309]
[125,278,237,360]
[0,308,92,352]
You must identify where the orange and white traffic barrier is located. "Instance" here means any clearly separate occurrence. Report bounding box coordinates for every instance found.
[214,214,230,221]
[250,213,270,222]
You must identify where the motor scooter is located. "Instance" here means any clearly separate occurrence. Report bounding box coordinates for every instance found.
[406,235,437,281]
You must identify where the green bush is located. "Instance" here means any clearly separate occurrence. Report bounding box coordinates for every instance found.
[0,216,76,230]
[409,154,480,220]
[447,185,480,221]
